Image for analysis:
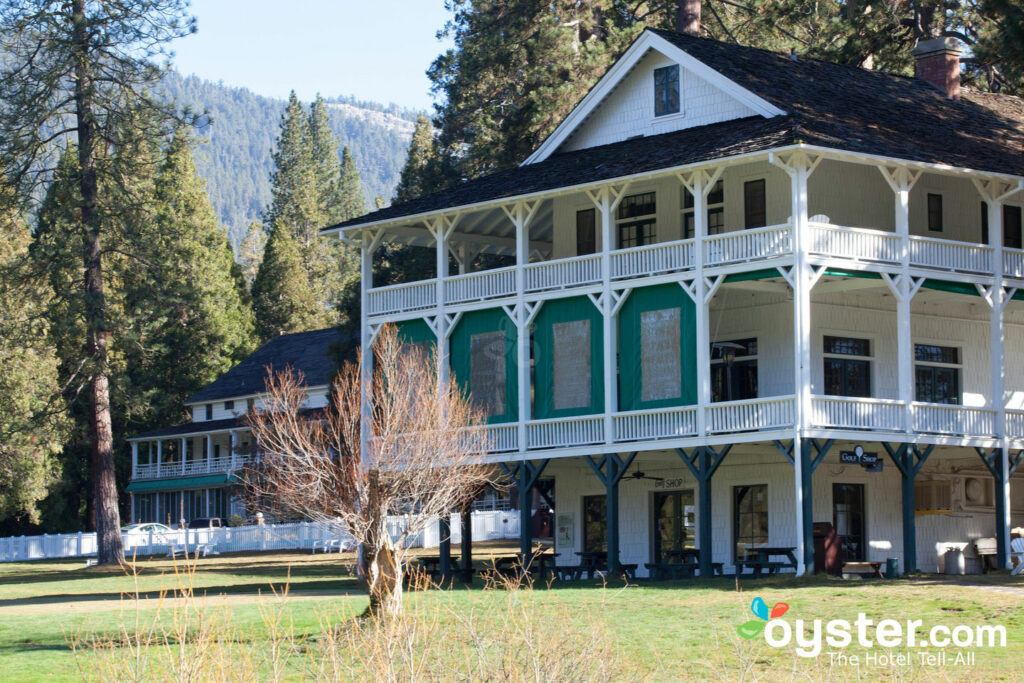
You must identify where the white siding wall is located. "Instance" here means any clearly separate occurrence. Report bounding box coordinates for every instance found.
[562,50,756,153]
[188,387,330,423]
[549,450,1024,577]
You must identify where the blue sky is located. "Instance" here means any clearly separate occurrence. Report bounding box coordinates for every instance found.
[172,1,455,111]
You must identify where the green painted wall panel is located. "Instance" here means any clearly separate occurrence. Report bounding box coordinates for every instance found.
[618,283,697,411]
[450,308,518,423]
[532,296,604,419]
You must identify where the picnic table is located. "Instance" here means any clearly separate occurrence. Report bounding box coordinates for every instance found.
[736,546,798,577]
[414,555,461,578]
[645,548,723,580]
[558,551,637,581]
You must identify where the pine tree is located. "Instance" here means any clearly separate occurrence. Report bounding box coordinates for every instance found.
[337,146,366,221]
[251,223,321,340]
[393,115,441,203]
[0,0,197,563]
[238,221,267,288]
[0,184,68,524]
[121,133,257,427]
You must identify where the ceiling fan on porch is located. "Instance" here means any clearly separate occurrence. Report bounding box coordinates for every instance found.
[624,462,664,482]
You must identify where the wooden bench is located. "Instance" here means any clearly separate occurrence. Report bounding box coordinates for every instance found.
[736,560,788,577]
[842,561,884,578]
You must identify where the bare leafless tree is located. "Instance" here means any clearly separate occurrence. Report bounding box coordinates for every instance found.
[243,325,494,616]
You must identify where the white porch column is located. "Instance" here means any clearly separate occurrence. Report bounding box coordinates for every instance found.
[880,166,922,432]
[588,186,628,443]
[156,440,162,477]
[510,203,533,452]
[181,437,188,471]
[131,442,138,480]
[431,217,457,397]
[975,177,1022,567]
[230,430,238,472]
[206,434,213,472]
[772,150,821,576]
[680,168,722,436]
[358,231,380,466]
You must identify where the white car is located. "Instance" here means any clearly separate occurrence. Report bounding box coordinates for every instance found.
[121,522,174,535]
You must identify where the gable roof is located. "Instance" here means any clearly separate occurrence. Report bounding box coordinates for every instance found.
[323,29,1024,236]
[185,327,343,405]
[524,29,786,164]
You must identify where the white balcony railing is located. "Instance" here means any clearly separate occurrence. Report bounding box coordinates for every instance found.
[810,396,905,431]
[912,403,996,437]
[704,224,792,267]
[909,236,993,274]
[613,406,698,442]
[367,280,436,317]
[705,396,795,433]
[1004,248,1024,280]
[134,456,244,480]
[611,239,694,280]
[524,254,601,293]
[526,415,604,449]
[808,223,900,264]
[445,266,516,306]
[1007,410,1024,439]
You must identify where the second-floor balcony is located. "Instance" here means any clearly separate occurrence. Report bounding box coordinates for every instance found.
[466,396,1024,458]
[366,221,1024,320]
[133,455,251,480]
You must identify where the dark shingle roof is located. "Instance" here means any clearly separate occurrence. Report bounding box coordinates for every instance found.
[131,416,245,440]
[185,328,342,404]
[324,30,1024,234]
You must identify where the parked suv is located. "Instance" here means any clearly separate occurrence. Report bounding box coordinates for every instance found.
[186,517,223,529]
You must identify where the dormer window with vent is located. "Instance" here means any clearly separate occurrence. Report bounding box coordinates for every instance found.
[654,65,679,116]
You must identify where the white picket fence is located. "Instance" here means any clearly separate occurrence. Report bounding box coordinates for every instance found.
[0,510,522,563]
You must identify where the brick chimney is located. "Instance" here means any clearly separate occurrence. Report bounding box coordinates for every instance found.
[912,37,962,100]
[677,0,700,36]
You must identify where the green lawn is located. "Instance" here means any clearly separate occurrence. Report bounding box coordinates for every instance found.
[1,549,1022,681]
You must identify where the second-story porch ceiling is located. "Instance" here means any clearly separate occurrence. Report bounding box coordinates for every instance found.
[323,30,1024,242]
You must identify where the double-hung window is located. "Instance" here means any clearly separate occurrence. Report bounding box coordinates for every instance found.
[710,338,758,402]
[980,203,1022,248]
[823,336,872,397]
[927,193,944,232]
[915,344,961,405]
[617,192,656,248]
[654,65,680,116]
[682,181,724,238]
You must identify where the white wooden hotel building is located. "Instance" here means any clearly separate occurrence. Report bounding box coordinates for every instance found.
[328,29,1024,578]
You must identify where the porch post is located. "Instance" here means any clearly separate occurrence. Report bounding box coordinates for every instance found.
[229,431,238,472]
[438,512,452,580]
[976,447,1022,568]
[595,188,616,444]
[206,434,213,472]
[774,151,817,576]
[131,442,138,480]
[774,438,834,574]
[676,445,731,577]
[156,440,162,477]
[461,503,473,582]
[499,460,549,563]
[359,230,382,468]
[883,442,933,573]
[584,452,637,575]
[181,437,188,470]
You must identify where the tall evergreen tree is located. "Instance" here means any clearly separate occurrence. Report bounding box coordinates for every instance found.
[0,184,68,526]
[393,115,442,204]
[337,146,367,221]
[0,0,196,564]
[251,223,321,340]
[238,221,267,288]
[120,133,257,429]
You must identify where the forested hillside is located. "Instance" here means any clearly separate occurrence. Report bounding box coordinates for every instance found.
[163,72,417,246]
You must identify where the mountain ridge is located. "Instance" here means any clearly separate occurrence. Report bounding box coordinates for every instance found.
[162,71,420,247]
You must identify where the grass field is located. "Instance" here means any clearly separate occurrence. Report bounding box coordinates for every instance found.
[0,545,1022,681]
